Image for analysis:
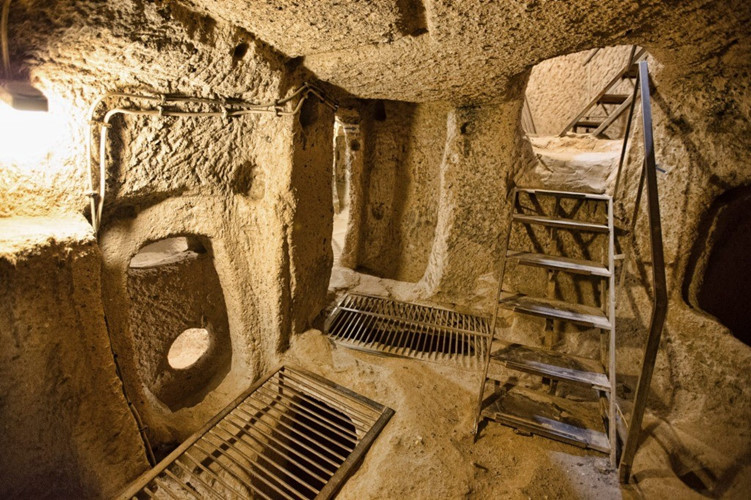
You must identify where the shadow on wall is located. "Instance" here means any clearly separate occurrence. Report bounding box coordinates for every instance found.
[126,235,232,411]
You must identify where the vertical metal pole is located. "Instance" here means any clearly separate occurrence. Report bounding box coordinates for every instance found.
[607,196,617,467]
[618,61,669,483]
[473,188,518,435]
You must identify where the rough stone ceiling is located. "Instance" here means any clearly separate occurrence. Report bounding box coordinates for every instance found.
[165,1,749,103]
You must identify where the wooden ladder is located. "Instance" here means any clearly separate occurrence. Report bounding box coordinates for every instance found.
[559,46,647,137]
[473,187,619,466]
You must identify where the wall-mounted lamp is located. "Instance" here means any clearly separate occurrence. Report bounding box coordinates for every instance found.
[0,0,48,112]
[0,79,48,111]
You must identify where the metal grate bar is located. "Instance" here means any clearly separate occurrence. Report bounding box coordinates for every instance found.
[215,417,331,484]
[325,293,491,368]
[119,366,393,500]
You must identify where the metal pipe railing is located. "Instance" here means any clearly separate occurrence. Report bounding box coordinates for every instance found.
[616,60,669,483]
[86,82,338,233]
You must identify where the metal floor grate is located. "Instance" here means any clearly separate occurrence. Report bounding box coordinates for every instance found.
[324,293,491,368]
[118,366,394,500]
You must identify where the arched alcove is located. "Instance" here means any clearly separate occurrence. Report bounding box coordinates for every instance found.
[518,45,649,194]
[330,100,447,283]
[126,235,232,412]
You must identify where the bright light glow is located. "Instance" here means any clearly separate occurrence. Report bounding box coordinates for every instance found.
[0,104,66,164]
[168,328,211,370]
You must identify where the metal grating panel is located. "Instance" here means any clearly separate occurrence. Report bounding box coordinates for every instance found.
[118,366,394,500]
[324,293,491,368]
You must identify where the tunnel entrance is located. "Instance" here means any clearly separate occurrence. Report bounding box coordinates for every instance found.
[692,187,751,346]
[518,45,647,194]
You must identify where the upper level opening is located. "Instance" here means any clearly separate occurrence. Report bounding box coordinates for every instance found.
[129,236,207,269]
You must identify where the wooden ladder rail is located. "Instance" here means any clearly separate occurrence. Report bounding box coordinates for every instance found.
[615,60,669,483]
[559,46,646,137]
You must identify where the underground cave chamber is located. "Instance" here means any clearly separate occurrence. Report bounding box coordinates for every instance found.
[1,0,751,498]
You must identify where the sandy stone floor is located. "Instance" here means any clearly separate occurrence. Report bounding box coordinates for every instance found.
[292,259,726,499]
[285,260,624,499]
[283,327,628,499]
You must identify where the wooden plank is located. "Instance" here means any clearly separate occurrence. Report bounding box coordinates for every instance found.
[499,292,611,329]
[481,387,610,453]
[506,251,611,277]
[575,120,601,128]
[515,188,611,201]
[512,214,609,233]
[559,47,647,136]
[592,94,634,136]
[598,93,630,105]
[488,342,610,391]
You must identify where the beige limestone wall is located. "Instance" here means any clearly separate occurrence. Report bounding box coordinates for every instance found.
[287,97,336,334]
[608,43,751,489]
[1,1,288,218]
[356,100,448,282]
[0,0,335,489]
[336,108,366,269]
[420,87,538,308]
[0,216,148,499]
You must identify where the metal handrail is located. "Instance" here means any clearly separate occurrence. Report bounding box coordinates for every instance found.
[616,60,669,483]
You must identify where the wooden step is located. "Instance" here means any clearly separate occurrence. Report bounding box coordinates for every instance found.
[506,251,611,277]
[481,386,610,453]
[487,342,610,391]
[574,120,601,129]
[516,188,611,201]
[499,292,611,329]
[598,93,630,105]
[623,65,639,79]
[512,214,609,233]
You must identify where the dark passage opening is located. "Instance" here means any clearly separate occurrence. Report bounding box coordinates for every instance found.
[357,320,477,356]
[695,187,751,346]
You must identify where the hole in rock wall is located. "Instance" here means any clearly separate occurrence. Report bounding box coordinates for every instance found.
[299,96,319,127]
[373,100,387,122]
[167,327,210,369]
[691,187,751,347]
[126,235,232,413]
[232,41,249,59]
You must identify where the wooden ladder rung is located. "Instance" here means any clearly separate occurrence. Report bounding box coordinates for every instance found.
[499,292,611,329]
[487,341,610,391]
[512,214,609,233]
